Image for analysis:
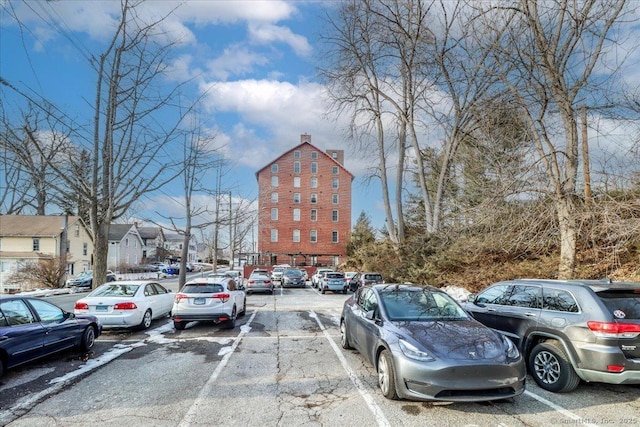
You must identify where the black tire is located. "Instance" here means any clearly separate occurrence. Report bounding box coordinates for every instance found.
[340,320,352,349]
[321,288,326,294]
[139,309,152,330]
[174,321,186,331]
[529,340,580,393]
[224,307,237,329]
[239,297,246,317]
[342,288,347,294]
[80,326,96,351]
[0,357,4,378]
[377,350,398,399]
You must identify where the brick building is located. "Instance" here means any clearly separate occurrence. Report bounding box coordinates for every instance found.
[256,134,354,267]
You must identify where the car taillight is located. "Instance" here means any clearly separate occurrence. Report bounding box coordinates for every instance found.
[587,321,640,338]
[323,277,329,282]
[264,279,271,284]
[248,280,255,284]
[175,293,188,302]
[113,302,137,310]
[213,293,230,303]
[75,302,88,310]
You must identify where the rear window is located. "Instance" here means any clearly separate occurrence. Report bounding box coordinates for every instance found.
[182,284,224,294]
[597,291,640,320]
[365,274,382,281]
[326,273,344,279]
[90,284,139,297]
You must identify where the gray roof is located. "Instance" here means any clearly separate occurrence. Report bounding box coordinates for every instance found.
[0,215,83,237]
[108,224,136,241]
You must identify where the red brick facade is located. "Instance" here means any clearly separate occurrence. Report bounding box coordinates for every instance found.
[256,134,353,267]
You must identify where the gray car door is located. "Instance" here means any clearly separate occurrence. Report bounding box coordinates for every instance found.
[493,284,542,348]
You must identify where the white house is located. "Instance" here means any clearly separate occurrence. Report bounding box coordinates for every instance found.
[107,224,144,270]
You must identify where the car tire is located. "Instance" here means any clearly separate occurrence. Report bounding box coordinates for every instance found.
[139,309,152,330]
[174,321,186,330]
[529,340,580,393]
[0,358,4,378]
[340,320,352,349]
[321,288,326,294]
[80,326,96,351]
[377,350,398,400]
[224,307,237,329]
[342,288,347,294]
[239,298,246,317]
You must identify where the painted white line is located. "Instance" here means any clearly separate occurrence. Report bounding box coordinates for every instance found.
[524,390,599,427]
[310,311,391,427]
[178,310,257,427]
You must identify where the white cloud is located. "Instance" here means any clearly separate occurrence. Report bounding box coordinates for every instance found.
[206,45,270,80]
[248,23,312,57]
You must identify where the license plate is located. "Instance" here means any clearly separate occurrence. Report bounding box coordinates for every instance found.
[194,298,205,305]
[96,305,108,311]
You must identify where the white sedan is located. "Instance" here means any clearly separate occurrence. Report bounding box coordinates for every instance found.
[74,281,174,329]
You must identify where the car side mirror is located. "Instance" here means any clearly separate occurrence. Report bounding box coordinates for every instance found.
[467,293,476,303]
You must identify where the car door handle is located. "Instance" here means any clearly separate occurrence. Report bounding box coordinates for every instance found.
[487,308,497,312]
[0,336,8,341]
[525,312,538,317]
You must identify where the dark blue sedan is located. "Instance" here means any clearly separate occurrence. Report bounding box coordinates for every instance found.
[0,295,102,377]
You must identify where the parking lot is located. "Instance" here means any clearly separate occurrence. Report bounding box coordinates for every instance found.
[1,285,639,426]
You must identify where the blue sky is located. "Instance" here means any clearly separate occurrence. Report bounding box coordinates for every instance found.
[0,1,387,232]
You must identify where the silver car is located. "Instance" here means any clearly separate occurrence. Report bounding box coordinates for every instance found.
[320,272,347,294]
[172,277,246,330]
[340,284,526,402]
[246,272,274,295]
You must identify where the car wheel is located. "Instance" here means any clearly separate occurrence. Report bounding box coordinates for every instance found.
[139,309,152,330]
[529,340,580,393]
[342,288,347,294]
[239,297,246,317]
[340,320,352,349]
[0,358,4,378]
[174,321,186,330]
[224,307,237,329]
[377,350,398,400]
[80,326,96,351]
[321,288,326,294]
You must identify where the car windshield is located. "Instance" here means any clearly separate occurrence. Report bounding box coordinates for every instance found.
[89,284,139,297]
[182,284,224,294]
[76,271,92,277]
[380,288,469,321]
[284,270,301,276]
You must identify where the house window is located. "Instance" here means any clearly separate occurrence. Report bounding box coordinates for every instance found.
[294,150,301,159]
[332,231,339,243]
[271,176,278,187]
[294,177,301,188]
[332,178,339,189]
[332,210,339,221]
[293,193,300,204]
[294,161,301,174]
[66,240,70,253]
[271,208,278,221]
[310,194,317,204]
[271,192,279,203]
[332,152,338,158]
[332,166,339,175]
[310,209,317,221]
[74,224,80,237]
[32,238,40,251]
[310,230,317,243]
[83,243,88,256]
[332,194,339,204]
[293,229,300,242]
[271,229,278,242]
[271,164,278,173]
[311,151,318,159]
[293,209,300,221]
[311,162,317,174]
[126,238,129,247]
[311,178,318,188]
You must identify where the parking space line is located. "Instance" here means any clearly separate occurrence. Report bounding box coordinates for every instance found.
[310,311,391,427]
[524,390,599,427]
[177,310,258,427]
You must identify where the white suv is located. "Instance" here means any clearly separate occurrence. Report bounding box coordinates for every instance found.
[312,268,334,289]
[172,277,246,330]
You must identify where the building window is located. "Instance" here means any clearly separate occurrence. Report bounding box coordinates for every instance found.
[332,194,339,204]
[74,224,80,237]
[126,238,129,247]
[271,164,278,173]
[293,209,300,221]
[271,229,278,242]
[294,177,301,188]
[311,177,318,188]
[310,230,317,243]
[293,229,300,242]
[310,194,317,204]
[271,176,278,187]
[311,151,318,159]
[293,193,300,203]
[33,238,40,251]
[83,242,88,256]
[294,161,301,174]
[271,208,278,221]
[310,209,317,221]
[311,162,317,174]
[332,210,339,221]
[332,152,338,158]
[332,231,339,243]
[66,240,70,253]
[332,166,339,175]
[294,150,301,159]
[332,178,339,189]
[271,192,279,203]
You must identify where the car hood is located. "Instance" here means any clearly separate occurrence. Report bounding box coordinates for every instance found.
[393,320,507,361]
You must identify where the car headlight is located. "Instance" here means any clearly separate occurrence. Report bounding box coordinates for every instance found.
[399,339,434,362]
[502,335,520,359]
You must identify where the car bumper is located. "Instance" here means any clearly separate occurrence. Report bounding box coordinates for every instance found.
[246,285,273,293]
[172,312,232,322]
[391,351,526,402]
[322,283,347,292]
[76,310,143,328]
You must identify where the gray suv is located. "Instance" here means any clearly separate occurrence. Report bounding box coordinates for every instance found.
[462,278,640,392]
